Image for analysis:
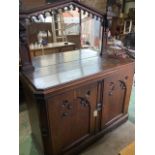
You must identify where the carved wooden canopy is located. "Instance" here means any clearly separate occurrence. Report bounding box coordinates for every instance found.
[19,0,108,72]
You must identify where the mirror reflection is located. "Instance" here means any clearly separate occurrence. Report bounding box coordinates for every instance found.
[26,7,102,58]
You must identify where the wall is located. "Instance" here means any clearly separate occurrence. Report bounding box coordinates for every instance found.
[80,0,107,13]
[21,0,46,10]
[21,0,107,13]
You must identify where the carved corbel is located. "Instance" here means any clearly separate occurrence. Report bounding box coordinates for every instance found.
[19,17,34,71]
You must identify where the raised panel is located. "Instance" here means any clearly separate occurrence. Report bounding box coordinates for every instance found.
[47,91,75,155]
[75,82,98,134]
[47,82,97,154]
[101,70,129,128]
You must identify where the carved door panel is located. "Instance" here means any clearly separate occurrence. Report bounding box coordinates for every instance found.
[47,82,98,155]
[75,82,98,135]
[101,71,128,128]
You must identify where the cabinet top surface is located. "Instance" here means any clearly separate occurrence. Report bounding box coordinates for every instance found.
[22,48,134,90]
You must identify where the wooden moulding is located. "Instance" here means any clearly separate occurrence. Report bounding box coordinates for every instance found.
[19,17,34,72]
[20,0,105,18]
[63,114,128,155]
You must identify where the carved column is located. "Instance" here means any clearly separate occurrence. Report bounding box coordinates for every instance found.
[19,16,34,71]
[100,14,108,56]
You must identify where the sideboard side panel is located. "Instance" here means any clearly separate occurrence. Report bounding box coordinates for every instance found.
[22,83,44,154]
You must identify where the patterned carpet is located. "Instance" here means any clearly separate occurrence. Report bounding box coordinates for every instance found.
[19,86,135,155]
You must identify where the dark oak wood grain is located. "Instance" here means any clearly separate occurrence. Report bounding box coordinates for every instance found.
[20,48,134,155]
[23,49,133,91]
[19,1,134,155]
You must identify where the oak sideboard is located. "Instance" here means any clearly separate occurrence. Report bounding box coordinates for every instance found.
[20,49,134,155]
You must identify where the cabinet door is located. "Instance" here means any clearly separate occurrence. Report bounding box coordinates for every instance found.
[101,69,132,128]
[47,83,97,155]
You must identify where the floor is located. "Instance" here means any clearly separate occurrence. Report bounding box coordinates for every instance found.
[80,121,134,155]
[19,86,135,155]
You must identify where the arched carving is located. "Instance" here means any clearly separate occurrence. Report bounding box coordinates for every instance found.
[108,80,127,96]
[19,0,106,71]
[20,0,105,24]
[77,89,91,107]
[119,80,126,90]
